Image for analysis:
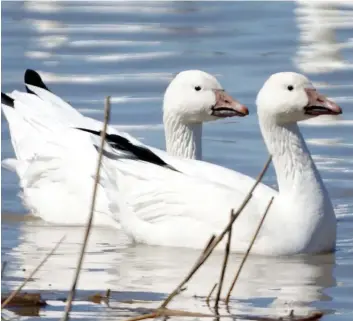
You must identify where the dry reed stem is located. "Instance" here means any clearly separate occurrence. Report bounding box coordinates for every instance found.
[203,235,216,254]
[237,311,324,321]
[124,312,156,321]
[1,261,7,278]
[225,196,274,305]
[159,155,272,310]
[124,308,216,321]
[214,211,234,312]
[1,236,65,309]
[61,96,111,321]
[124,308,323,321]
[104,289,111,307]
[206,283,217,310]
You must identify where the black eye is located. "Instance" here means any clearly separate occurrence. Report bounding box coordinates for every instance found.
[195,86,201,91]
[287,85,294,91]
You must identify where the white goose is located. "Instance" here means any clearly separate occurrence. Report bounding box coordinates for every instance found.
[3,69,248,161]
[96,72,342,256]
[1,69,248,225]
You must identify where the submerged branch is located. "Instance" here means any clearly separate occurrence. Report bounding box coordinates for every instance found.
[1,236,65,309]
[225,196,274,305]
[61,96,111,321]
[206,283,217,310]
[214,211,234,312]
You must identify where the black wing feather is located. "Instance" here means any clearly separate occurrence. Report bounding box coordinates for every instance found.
[1,92,15,108]
[24,69,51,94]
[77,127,179,172]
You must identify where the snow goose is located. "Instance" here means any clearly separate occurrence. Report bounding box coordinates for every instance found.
[1,70,248,225]
[94,72,342,255]
[3,69,248,163]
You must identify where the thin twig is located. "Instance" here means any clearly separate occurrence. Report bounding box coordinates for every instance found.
[1,236,65,309]
[61,96,111,321]
[225,196,274,305]
[1,261,7,278]
[124,308,216,321]
[202,235,216,254]
[104,288,111,307]
[234,311,324,321]
[124,308,323,321]
[214,211,234,312]
[206,283,217,310]
[159,155,272,309]
[124,312,157,321]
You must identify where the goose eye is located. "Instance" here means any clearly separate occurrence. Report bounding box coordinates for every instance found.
[287,85,294,91]
[195,86,202,91]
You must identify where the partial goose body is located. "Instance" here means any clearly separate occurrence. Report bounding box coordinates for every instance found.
[2,94,172,226]
[1,69,248,225]
[3,69,247,163]
[96,72,341,256]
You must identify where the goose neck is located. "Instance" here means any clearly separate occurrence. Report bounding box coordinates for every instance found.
[163,114,202,160]
[259,117,326,196]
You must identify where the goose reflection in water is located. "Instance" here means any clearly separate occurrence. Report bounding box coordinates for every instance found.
[3,220,336,318]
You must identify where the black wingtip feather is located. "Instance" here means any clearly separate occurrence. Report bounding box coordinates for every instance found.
[76,128,101,136]
[1,92,15,108]
[76,127,179,172]
[24,69,51,94]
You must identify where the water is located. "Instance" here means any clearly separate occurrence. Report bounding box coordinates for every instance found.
[1,1,353,320]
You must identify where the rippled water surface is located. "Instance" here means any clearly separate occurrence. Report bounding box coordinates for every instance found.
[1,1,353,320]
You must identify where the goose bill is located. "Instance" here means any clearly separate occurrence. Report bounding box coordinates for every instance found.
[211,89,249,118]
[304,88,342,116]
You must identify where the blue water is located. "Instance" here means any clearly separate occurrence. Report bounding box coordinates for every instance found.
[1,1,353,320]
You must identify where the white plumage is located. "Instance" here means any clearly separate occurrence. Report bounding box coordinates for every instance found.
[97,72,341,255]
[1,69,247,227]
[2,71,340,255]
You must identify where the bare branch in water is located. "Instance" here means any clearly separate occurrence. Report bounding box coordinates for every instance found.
[225,196,274,306]
[124,308,216,321]
[1,261,7,278]
[1,236,65,309]
[206,283,217,310]
[61,96,111,321]
[124,308,322,321]
[214,210,234,312]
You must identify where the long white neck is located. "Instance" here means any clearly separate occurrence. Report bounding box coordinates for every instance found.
[259,116,328,198]
[259,115,336,253]
[163,113,202,160]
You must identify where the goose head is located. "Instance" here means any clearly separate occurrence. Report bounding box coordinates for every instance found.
[256,72,342,124]
[163,70,249,124]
